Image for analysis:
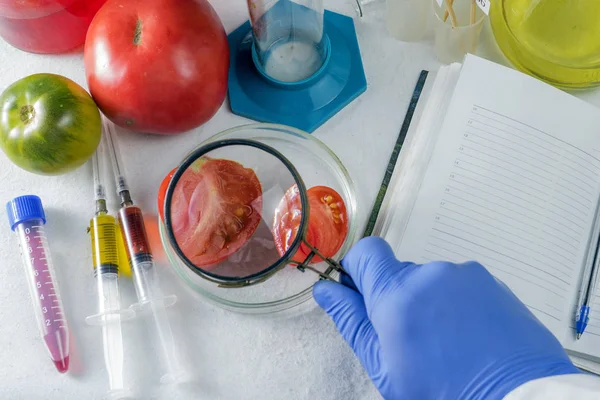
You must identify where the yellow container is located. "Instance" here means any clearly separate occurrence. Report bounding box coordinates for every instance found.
[490,0,600,88]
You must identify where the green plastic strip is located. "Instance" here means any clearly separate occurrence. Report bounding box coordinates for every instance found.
[363,70,429,237]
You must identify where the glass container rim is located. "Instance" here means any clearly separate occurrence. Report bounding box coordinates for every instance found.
[158,123,359,313]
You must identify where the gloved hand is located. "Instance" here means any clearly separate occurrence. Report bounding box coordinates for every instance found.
[313,237,580,400]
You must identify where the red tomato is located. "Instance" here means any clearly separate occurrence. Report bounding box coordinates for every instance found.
[169,157,263,268]
[144,214,166,264]
[273,186,348,264]
[84,0,229,135]
[157,168,176,221]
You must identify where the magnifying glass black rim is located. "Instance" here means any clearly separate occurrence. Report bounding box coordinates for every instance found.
[163,138,309,285]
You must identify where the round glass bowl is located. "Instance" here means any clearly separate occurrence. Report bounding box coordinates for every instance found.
[490,0,600,88]
[159,123,358,314]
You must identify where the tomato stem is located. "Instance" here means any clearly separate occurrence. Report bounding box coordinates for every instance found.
[133,19,143,46]
[19,105,35,124]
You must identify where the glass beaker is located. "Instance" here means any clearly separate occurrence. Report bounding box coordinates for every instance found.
[490,0,600,88]
[0,0,107,54]
[247,0,329,83]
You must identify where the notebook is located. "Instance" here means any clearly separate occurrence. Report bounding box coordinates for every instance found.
[372,54,600,373]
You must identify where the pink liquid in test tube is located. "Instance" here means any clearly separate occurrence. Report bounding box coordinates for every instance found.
[7,195,70,373]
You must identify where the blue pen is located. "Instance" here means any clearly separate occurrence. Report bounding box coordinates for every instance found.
[575,239,600,339]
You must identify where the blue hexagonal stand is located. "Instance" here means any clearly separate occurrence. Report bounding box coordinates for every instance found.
[227,2,367,133]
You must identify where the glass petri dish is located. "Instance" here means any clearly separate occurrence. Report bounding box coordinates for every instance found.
[159,123,358,314]
[490,0,600,89]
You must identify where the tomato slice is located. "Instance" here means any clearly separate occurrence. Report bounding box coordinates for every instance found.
[167,157,263,268]
[157,168,176,221]
[273,185,348,264]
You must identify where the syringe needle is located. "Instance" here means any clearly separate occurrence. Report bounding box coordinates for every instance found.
[102,118,130,204]
[92,150,108,215]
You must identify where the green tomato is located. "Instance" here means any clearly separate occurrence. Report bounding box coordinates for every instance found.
[0,73,101,175]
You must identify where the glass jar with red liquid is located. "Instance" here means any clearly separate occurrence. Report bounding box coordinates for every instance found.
[0,0,107,54]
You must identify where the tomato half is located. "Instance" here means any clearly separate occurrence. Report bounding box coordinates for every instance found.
[169,157,263,268]
[273,186,348,264]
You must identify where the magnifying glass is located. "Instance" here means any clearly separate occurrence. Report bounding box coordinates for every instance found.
[163,138,348,288]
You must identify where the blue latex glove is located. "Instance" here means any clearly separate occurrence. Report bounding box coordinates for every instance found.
[313,237,580,400]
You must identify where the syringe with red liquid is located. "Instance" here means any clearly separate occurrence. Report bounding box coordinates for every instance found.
[103,119,187,384]
[6,195,70,373]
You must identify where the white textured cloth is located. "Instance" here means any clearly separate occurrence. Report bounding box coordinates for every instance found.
[505,374,600,399]
[2,1,600,399]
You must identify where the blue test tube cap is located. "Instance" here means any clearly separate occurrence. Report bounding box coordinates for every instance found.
[6,195,46,231]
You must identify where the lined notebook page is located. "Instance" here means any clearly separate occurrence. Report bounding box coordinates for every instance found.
[394,55,600,342]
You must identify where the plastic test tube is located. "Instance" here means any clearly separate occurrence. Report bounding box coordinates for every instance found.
[6,195,70,373]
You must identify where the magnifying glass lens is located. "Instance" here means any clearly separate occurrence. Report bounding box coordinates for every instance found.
[166,142,305,282]
[164,139,350,287]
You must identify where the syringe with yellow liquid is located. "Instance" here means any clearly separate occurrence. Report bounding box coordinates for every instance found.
[86,148,135,400]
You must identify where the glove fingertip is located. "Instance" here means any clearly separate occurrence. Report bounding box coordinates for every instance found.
[313,280,363,314]
[312,280,336,308]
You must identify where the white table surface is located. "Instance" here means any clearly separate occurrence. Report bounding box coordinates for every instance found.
[2,1,600,399]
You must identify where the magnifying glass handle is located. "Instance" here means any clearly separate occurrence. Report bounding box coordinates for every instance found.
[322,261,348,279]
[295,241,347,282]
